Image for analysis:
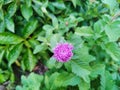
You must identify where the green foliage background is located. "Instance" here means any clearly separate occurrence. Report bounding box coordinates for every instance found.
[0,0,120,90]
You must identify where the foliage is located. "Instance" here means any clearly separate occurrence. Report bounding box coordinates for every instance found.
[0,0,120,90]
[16,73,43,90]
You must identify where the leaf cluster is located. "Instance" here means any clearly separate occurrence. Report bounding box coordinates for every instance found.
[0,0,120,90]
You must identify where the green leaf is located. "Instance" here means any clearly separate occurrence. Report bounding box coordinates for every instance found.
[104,42,120,61]
[15,86,24,90]
[101,0,118,14]
[0,20,5,33]
[0,74,8,83]
[0,9,4,20]
[0,49,5,63]
[32,4,44,17]
[51,15,58,29]
[54,72,80,87]
[21,4,33,21]
[71,60,90,83]
[94,20,105,33]
[0,32,23,44]
[0,0,3,9]
[7,2,17,18]
[64,61,72,72]
[47,14,58,29]
[75,26,93,36]
[51,2,66,10]
[33,43,47,54]
[16,73,43,90]
[0,70,9,83]
[28,39,40,49]
[90,64,106,90]
[71,0,80,8]
[47,57,56,69]
[25,0,32,7]
[44,75,49,89]
[22,20,38,38]
[5,17,14,33]
[41,6,48,14]
[37,36,47,43]
[8,43,23,67]
[45,72,60,90]
[50,34,63,49]
[93,20,106,40]
[4,0,13,5]
[22,48,37,71]
[43,25,54,37]
[91,64,105,77]
[74,46,95,63]
[78,79,90,90]
[43,25,54,31]
[105,71,116,90]
[105,20,120,42]
[71,0,77,8]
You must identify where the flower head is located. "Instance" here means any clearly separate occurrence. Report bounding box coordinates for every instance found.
[53,43,73,62]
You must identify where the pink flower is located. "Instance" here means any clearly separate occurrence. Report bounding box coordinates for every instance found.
[53,43,73,62]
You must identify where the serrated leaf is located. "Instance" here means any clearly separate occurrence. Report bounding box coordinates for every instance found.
[74,46,95,63]
[90,64,106,90]
[78,79,90,90]
[0,32,23,44]
[71,60,90,83]
[21,4,33,21]
[105,71,116,90]
[22,20,38,38]
[16,73,43,90]
[91,64,105,78]
[105,21,120,42]
[94,20,105,33]
[5,17,14,33]
[101,0,118,14]
[75,26,93,36]
[8,43,23,67]
[7,2,17,18]
[54,72,80,87]
[44,72,59,90]
[104,42,120,61]
[43,25,55,36]
[46,72,60,90]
